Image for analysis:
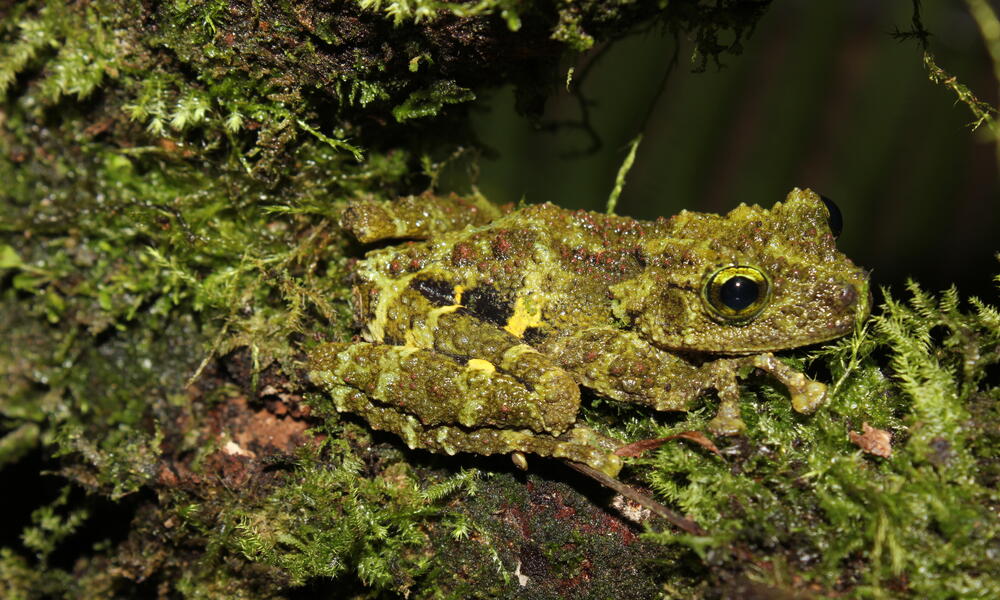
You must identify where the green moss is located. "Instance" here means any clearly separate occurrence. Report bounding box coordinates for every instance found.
[356,0,524,29]
[188,439,480,593]
[393,79,476,122]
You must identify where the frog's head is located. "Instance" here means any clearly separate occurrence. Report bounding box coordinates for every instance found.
[611,188,870,354]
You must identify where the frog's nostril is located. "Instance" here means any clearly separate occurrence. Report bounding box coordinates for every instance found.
[837,283,858,308]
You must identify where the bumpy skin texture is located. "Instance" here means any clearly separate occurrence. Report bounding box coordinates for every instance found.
[310,189,870,476]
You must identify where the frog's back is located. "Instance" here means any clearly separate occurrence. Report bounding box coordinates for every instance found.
[351,203,652,346]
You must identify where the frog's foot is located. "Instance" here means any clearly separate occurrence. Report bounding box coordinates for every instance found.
[748,353,828,414]
[512,424,625,476]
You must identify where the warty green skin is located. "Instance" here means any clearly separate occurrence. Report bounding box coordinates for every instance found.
[309,189,870,476]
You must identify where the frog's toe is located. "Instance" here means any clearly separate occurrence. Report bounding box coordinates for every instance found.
[707,400,747,436]
[598,454,623,477]
[561,451,622,478]
[790,380,827,414]
[511,451,529,471]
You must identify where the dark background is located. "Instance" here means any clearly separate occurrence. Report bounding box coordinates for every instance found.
[470,0,999,300]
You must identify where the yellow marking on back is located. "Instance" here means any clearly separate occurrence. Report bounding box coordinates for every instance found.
[364,272,418,343]
[465,358,496,374]
[504,294,545,338]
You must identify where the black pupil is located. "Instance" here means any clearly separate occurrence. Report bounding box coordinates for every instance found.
[719,276,759,311]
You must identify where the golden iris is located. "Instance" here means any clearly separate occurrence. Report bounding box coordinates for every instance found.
[703,266,770,321]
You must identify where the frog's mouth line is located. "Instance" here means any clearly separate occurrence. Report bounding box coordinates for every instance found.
[696,329,854,356]
[659,311,862,356]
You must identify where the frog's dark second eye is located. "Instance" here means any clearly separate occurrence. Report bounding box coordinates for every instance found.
[703,266,770,322]
[819,195,843,238]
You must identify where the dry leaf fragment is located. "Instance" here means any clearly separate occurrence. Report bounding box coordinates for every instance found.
[849,422,892,458]
[615,430,721,458]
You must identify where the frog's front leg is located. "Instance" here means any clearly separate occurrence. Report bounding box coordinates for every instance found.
[699,353,828,434]
[308,342,623,476]
[551,328,827,435]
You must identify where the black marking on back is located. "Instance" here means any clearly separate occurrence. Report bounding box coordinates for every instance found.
[522,326,547,346]
[461,284,514,327]
[409,276,456,307]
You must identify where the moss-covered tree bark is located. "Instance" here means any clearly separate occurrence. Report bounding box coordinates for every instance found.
[1,1,997,598]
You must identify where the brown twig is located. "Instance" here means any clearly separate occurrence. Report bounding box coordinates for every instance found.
[563,460,708,536]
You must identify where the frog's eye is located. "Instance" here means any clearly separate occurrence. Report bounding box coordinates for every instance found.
[819,195,843,238]
[703,266,770,322]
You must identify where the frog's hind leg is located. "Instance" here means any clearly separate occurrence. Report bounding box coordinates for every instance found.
[308,342,623,476]
[340,192,506,243]
[311,342,560,432]
[372,290,584,436]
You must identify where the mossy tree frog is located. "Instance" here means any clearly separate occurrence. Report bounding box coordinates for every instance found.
[309,189,869,476]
